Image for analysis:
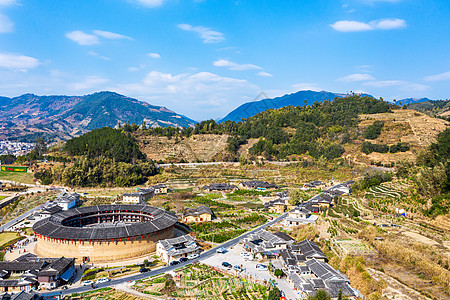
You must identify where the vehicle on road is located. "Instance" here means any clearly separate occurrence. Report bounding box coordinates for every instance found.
[222,262,232,269]
[81,280,93,286]
[179,257,188,262]
[233,265,244,272]
[188,253,199,260]
[169,260,180,266]
[256,264,268,270]
[139,267,150,273]
[96,278,110,284]
[216,247,226,254]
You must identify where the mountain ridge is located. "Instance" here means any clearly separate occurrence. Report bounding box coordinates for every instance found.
[0,91,196,142]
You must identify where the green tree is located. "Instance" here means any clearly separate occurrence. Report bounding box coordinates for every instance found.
[268,287,280,300]
[308,290,331,300]
[288,189,309,206]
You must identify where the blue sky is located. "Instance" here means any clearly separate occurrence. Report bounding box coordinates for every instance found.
[0,0,449,120]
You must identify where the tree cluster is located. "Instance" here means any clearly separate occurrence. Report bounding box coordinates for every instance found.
[363,121,384,139]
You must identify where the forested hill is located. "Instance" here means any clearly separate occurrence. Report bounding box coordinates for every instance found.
[0,91,196,142]
[220,90,369,122]
[407,99,450,121]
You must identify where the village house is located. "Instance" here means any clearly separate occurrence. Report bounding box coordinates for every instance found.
[280,240,360,299]
[284,207,318,226]
[302,180,326,189]
[156,235,201,263]
[239,180,279,191]
[0,254,75,291]
[264,198,287,213]
[241,229,295,256]
[202,183,237,193]
[182,206,214,223]
[53,193,79,211]
[151,184,168,194]
[122,187,155,204]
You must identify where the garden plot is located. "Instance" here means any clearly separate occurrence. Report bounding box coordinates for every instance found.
[335,239,374,255]
[133,264,269,299]
[365,184,403,199]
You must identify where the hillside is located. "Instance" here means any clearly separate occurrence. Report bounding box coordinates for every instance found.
[407,99,450,119]
[220,90,349,122]
[0,92,196,142]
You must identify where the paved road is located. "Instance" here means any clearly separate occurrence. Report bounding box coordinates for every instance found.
[43,212,288,297]
[0,204,44,232]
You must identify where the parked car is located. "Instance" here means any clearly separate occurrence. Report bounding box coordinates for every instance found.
[256,264,268,270]
[222,262,232,269]
[233,265,244,272]
[188,253,199,260]
[96,278,110,284]
[139,267,150,273]
[81,280,93,286]
[216,247,226,254]
[179,257,188,262]
[169,260,180,266]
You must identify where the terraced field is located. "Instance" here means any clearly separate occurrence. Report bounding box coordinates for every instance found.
[365,184,404,199]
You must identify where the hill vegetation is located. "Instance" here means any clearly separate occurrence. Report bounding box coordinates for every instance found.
[34,128,158,187]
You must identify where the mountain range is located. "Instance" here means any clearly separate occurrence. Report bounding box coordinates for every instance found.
[0,91,196,142]
[220,91,436,122]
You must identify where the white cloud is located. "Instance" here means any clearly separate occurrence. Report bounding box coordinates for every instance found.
[93,30,132,40]
[148,52,161,59]
[401,83,430,92]
[66,31,99,45]
[88,51,110,60]
[137,0,164,7]
[128,67,140,72]
[0,14,13,33]
[424,71,450,82]
[116,70,259,119]
[0,53,40,70]
[256,71,273,77]
[213,59,262,71]
[331,18,406,32]
[178,24,225,43]
[364,80,406,87]
[0,0,16,6]
[69,76,109,91]
[338,73,375,82]
[292,83,321,92]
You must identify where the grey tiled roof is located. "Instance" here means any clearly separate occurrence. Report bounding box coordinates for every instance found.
[32,205,178,241]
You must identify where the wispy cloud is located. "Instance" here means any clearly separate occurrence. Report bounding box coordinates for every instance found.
[66,31,99,45]
[178,24,225,43]
[66,30,132,45]
[364,80,430,91]
[338,73,375,82]
[137,0,164,7]
[88,51,111,60]
[213,59,262,71]
[424,71,450,82]
[0,14,13,33]
[69,76,109,91]
[256,71,273,77]
[0,0,16,6]
[331,18,406,32]
[0,53,40,70]
[93,30,132,40]
[148,52,161,59]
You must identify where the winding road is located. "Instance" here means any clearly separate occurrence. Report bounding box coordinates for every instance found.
[42,212,288,297]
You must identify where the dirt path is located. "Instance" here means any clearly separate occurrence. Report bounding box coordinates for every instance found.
[367,268,427,300]
[115,283,164,299]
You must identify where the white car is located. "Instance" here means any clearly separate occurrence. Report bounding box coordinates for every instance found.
[96,277,110,284]
[81,280,93,286]
[216,247,226,254]
[188,253,199,260]
[256,264,268,270]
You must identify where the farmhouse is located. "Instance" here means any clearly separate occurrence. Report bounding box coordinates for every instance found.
[281,240,360,299]
[202,183,237,193]
[183,206,214,223]
[151,184,168,194]
[156,235,201,263]
[303,180,326,189]
[284,207,318,226]
[0,254,76,291]
[122,188,155,204]
[53,193,79,211]
[239,180,279,191]
[264,198,287,213]
[241,229,294,255]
